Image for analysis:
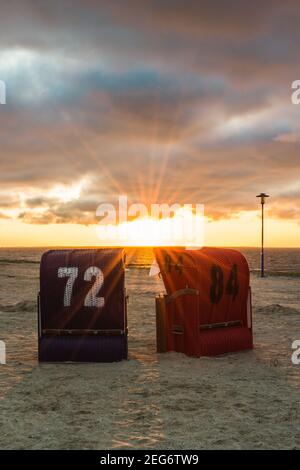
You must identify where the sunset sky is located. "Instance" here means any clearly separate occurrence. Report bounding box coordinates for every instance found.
[1,0,300,247]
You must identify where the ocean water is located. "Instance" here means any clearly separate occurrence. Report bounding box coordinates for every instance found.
[1,246,300,271]
[0,246,299,311]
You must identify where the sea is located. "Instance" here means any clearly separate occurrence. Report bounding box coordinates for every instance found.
[1,246,300,273]
[0,246,300,445]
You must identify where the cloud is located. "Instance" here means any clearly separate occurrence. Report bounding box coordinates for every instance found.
[0,0,300,226]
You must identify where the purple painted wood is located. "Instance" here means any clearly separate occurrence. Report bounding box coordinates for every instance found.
[38,248,127,362]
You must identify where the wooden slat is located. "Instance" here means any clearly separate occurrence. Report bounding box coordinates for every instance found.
[200,320,242,331]
[172,324,184,335]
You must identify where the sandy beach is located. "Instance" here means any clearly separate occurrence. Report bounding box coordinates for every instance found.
[2,0,300,453]
[0,262,300,450]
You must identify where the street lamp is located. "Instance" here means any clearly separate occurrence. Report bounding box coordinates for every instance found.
[256,193,269,277]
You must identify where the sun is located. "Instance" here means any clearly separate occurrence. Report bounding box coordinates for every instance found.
[47,179,86,203]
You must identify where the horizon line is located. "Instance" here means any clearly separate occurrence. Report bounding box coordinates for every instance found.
[1,245,300,249]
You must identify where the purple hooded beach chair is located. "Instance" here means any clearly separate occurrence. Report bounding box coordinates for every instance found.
[38,248,127,362]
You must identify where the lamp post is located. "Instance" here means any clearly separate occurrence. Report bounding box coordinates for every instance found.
[256,193,269,277]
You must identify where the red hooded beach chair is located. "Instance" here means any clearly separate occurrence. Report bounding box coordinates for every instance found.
[154,247,252,357]
[38,248,127,362]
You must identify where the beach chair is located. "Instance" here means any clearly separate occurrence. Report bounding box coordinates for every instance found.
[154,247,253,357]
[38,248,127,362]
